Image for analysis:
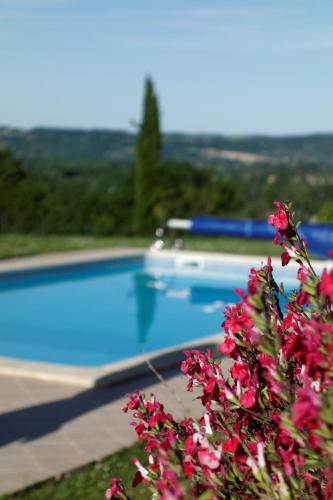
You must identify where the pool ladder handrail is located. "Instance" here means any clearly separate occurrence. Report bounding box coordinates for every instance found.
[150,220,191,250]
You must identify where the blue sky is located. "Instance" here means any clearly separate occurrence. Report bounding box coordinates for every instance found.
[1,0,333,134]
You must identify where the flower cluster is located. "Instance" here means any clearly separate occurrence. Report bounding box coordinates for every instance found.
[107,202,333,499]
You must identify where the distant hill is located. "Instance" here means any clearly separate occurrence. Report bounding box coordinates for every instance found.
[1,127,333,166]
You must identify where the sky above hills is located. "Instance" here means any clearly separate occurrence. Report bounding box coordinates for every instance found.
[1,0,333,134]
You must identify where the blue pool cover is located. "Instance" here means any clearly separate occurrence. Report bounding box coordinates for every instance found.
[191,216,333,258]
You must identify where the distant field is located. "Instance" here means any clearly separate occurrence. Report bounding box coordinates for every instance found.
[2,126,333,165]
[0,233,282,260]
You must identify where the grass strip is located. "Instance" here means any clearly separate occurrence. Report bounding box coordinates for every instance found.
[0,234,282,260]
[3,442,148,500]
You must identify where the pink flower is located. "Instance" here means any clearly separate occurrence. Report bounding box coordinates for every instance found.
[105,478,124,499]
[131,457,149,478]
[297,262,309,283]
[280,242,298,260]
[219,336,236,355]
[223,303,253,335]
[292,386,321,430]
[319,268,333,300]
[240,388,256,408]
[198,446,221,470]
[267,204,289,231]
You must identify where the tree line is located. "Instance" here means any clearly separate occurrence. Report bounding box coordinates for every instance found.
[0,148,239,235]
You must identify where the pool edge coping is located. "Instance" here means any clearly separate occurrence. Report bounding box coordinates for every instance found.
[0,334,222,388]
[0,247,330,274]
[0,247,331,387]
[0,247,146,274]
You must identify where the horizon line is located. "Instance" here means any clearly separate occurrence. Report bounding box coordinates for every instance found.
[1,124,333,139]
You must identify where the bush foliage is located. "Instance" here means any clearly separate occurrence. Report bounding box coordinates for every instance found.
[107,202,333,499]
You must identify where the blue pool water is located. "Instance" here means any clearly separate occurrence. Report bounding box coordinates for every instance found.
[0,257,244,366]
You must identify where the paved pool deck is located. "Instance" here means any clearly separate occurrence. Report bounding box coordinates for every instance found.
[0,367,205,496]
[0,247,225,495]
[0,247,328,496]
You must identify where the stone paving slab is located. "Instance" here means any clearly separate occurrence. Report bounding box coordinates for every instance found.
[0,368,201,496]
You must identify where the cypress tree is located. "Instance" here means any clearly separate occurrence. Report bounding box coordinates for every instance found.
[134,77,161,234]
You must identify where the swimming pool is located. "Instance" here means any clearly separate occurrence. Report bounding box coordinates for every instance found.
[0,253,243,366]
[0,250,305,385]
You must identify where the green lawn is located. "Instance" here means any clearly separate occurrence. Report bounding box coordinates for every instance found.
[3,442,148,500]
[0,233,281,260]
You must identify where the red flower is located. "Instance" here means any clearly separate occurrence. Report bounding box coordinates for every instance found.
[115,202,333,499]
[132,470,144,488]
[184,435,197,454]
[183,460,194,477]
[248,268,260,294]
[223,437,239,453]
[297,289,310,306]
[205,376,217,395]
[131,457,149,488]
[266,256,272,273]
[325,477,333,498]
[231,362,249,382]
[240,388,256,408]
[148,410,167,429]
[123,391,141,413]
[281,251,291,267]
[133,421,146,440]
[282,312,293,329]
[319,268,333,300]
